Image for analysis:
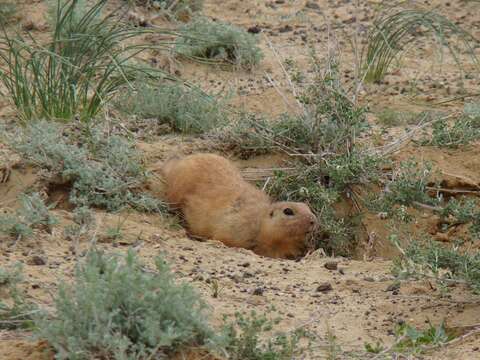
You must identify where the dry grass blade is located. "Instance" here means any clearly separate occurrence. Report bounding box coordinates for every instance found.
[364,8,480,82]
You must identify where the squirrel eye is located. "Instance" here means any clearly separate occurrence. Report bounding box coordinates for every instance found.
[283,208,294,216]
[270,211,274,217]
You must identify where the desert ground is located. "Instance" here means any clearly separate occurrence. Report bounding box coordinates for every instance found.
[1,0,480,359]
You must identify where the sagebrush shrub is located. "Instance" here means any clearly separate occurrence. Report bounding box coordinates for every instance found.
[175,17,263,68]
[0,264,36,330]
[0,0,16,24]
[35,250,215,359]
[9,121,165,212]
[117,80,227,134]
[0,192,58,240]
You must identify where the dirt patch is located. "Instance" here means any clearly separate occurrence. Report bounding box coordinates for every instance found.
[0,339,53,360]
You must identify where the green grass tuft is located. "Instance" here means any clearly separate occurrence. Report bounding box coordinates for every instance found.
[364,8,479,82]
[0,0,170,122]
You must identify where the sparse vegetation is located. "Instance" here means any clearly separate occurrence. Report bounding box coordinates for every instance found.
[0,264,37,330]
[1,1,480,358]
[0,193,58,240]
[0,0,17,24]
[175,17,263,68]
[393,235,480,294]
[222,310,311,360]
[216,54,381,255]
[35,250,216,359]
[420,112,480,148]
[35,250,310,359]
[440,197,480,240]
[9,121,165,212]
[131,0,203,18]
[369,159,436,217]
[0,0,169,122]
[364,321,452,356]
[364,7,480,82]
[117,80,227,134]
[376,108,422,127]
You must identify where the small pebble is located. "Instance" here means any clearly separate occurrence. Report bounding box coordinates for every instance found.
[324,261,338,270]
[316,282,333,293]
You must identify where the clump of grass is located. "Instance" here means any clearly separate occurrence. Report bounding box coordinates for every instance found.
[0,264,37,330]
[9,121,165,212]
[364,8,479,82]
[175,17,263,68]
[0,0,17,24]
[392,237,480,294]
[222,310,310,360]
[35,249,215,360]
[117,80,227,134]
[376,108,422,127]
[419,113,480,148]
[0,193,58,240]
[0,0,169,122]
[46,0,97,31]
[214,113,315,158]
[383,160,434,207]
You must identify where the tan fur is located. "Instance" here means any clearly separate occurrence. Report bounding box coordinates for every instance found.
[161,153,317,259]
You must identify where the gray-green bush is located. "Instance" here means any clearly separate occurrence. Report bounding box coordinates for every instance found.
[117,80,227,134]
[420,113,480,148]
[175,17,263,68]
[0,0,16,24]
[9,121,165,212]
[0,193,58,240]
[0,264,37,330]
[35,250,215,359]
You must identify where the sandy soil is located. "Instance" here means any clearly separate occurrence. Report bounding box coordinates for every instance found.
[1,0,480,359]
